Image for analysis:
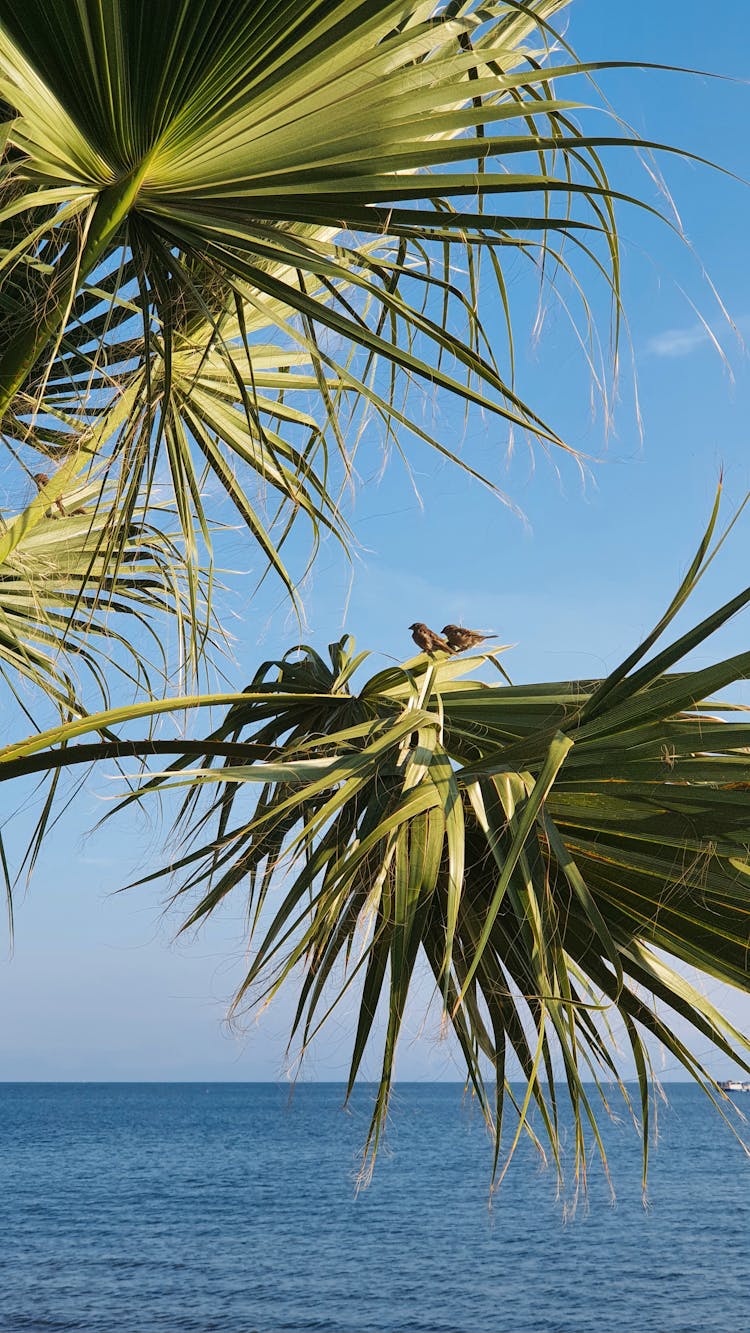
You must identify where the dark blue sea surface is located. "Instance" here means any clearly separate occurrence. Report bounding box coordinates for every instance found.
[0,1082,748,1332]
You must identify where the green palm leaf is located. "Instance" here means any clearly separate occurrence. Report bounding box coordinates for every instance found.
[0,0,681,596]
[0,473,206,716]
[3,496,750,1189]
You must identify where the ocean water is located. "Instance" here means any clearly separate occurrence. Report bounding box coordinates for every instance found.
[0,1083,748,1332]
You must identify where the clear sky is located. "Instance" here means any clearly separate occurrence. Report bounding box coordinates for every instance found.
[2,0,750,1085]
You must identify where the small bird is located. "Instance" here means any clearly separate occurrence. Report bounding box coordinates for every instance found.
[32,472,86,517]
[442,624,496,652]
[409,622,453,657]
[33,471,66,516]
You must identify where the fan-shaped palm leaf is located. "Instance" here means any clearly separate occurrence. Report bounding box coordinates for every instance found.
[4,492,750,1189]
[0,473,205,718]
[0,0,681,599]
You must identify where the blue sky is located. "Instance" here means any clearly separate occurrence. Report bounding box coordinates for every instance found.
[2,0,750,1085]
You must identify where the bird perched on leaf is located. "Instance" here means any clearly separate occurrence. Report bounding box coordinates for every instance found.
[32,472,86,517]
[409,622,453,657]
[33,471,66,516]
[442,624,496,652]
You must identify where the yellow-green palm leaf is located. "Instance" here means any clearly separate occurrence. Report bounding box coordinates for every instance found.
[0,474,202,716]
[1,0,667,597]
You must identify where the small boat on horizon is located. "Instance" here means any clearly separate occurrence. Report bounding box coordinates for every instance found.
[718,1079,750,1093]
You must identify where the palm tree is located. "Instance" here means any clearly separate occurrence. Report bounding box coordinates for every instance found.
[1,0,749,1186]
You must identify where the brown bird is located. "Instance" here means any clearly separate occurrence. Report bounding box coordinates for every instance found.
[33,471,66,516]
[442,624,496,652]
[32,472,86,516]
[409,622,453,657]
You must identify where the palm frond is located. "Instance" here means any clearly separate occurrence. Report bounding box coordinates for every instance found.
[0,0,689,596]
[3,493,750,1189]
[0,474,208,716]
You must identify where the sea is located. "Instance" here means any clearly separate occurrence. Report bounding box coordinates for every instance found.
[0,1082,748,1333]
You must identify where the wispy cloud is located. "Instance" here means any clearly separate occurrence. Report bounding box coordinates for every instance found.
[644,313,749,360]
[645,324,713,359]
